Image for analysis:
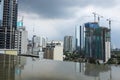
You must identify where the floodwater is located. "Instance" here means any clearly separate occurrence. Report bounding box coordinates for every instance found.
[0,54,120,80]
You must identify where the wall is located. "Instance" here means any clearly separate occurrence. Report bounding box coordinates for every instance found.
[54,46,63,61]
[105,41,111,62]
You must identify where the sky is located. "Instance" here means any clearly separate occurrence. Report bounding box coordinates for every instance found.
[18,0,120,48]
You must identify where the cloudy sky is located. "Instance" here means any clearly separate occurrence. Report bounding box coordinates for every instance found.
[18,0,120,48]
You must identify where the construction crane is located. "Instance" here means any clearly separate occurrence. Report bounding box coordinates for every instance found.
[92,12,103,24]
[106,18,112,30]
[92,12,97,22]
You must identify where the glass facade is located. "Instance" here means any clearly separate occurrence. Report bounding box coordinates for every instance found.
[85,22,110,62]
[17,21,23,27]
[0,0,18,49]
[0,0,3,26]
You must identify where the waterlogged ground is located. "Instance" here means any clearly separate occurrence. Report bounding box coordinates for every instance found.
[0,54,120,80]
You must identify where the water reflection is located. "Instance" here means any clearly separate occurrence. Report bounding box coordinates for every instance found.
[85,64,110,76]
[0,54,26,80]
[84,64,111,80]
[15,56,26,80]
[0,54,16,80]
[0,54,120,80]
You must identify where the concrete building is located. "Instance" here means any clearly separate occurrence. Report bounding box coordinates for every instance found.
[32,35,40,54]
[15,21,28,54]
[40,36,47,48]
[32,35,47,56]
[44,41,63,61]
[0,49,18,55]
[27,40,32,53]
[64,36,73,52]
[85,22,111,62]
[0,0,18,49]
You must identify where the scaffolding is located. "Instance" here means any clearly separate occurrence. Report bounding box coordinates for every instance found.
[85,22,110,62]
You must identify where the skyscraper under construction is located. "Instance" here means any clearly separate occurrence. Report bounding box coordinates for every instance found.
[85,22,111,62]
[0,0,18,49]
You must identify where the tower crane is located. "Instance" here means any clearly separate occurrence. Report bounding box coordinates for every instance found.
[92,12,97,22]
[92,12,103,24]
[106,18,112,30]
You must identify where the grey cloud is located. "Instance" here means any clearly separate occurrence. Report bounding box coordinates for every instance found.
[18,0,117,19]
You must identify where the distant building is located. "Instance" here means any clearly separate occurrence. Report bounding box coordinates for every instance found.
[85,22,111,62]
[32,35,47,55]
[15,25,28,54]
[32,35,41,55]
[44,41,63,61]
[27,40,32,53]
[40,36,48,49]
[64,36,73,52]
[0,0,18,49]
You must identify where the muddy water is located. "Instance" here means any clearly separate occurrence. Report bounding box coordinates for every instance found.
[0,54,120,80]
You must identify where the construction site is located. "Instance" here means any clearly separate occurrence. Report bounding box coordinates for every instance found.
[84,22,111,62]
[77,12,112,63]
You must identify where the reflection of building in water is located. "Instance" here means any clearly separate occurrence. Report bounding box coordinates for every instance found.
[75,62,85,73]
[15,56,26,80]
[0,54,17,80]
[16,56,26,69]
[84,63,111,80]
[75,62,112,80]
[85,64,110,76]
[0,54,26,80]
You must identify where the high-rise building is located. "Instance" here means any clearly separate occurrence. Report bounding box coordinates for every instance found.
[85,22,111,62]
[32,35,40,52]
[15,26,28,54]
[32,35,47,55]
[44,41,63,61]
[64,36,73,52]
[0,0,18,49]
[39,36,47,48]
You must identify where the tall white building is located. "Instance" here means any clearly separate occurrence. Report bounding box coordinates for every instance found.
[64,36,73,52]
[15,22,28,54]
[44,41,63,61]
[32,36,47,50]
[32,35,47,56]
[40,36,48,48]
